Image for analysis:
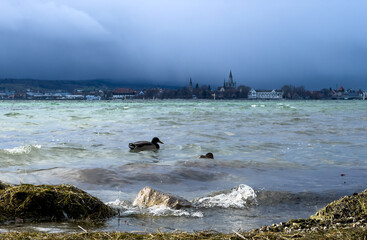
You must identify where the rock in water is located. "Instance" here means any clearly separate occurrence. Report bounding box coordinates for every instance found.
[0,181,12,190]
[0,184,116,222]
[133,186,191,209]
[311,189,367,221]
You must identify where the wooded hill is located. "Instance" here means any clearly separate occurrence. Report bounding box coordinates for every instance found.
[0,79,176,91]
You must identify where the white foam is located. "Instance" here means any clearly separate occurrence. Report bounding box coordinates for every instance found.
[106,199,203,218]
[3,145,41,155]
[224,131,235,136]
[106,198,125,207]
[148,206,203,218]
[194,184,257,208]
[32,227,64,233]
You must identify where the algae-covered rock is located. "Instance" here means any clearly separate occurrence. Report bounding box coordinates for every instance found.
[0,184,116,222]
[0,181,12,190]
[133,186,192,209]
[311,190,367,221]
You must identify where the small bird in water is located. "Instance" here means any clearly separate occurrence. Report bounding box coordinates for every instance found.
[199,152,214,159]
[129,137,164,152]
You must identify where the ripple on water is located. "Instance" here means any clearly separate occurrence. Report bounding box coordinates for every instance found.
[4,112,22,117]
[53,163,232,188]
[70,116,92,120]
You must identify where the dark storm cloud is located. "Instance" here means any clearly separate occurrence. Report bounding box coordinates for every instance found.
[1,0,367,89]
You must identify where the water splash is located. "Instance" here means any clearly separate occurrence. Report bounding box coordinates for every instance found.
[193,184,257,208]
[106,199,203,218]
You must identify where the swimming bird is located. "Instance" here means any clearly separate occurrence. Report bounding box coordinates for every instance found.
[199,152,214,159]
[129,137,164,152]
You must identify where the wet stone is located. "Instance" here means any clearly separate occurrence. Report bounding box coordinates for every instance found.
[133,186,192,209]
[0,184,116,222]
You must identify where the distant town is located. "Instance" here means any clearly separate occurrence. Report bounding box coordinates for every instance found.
[0,72,366,100]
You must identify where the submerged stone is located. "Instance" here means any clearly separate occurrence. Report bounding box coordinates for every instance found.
[0,184,116,222]
[133,186,192,209]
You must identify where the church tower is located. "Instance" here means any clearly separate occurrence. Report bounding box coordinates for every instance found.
[224,70,236,89]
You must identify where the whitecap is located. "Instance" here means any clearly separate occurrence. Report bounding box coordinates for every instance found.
[147,206,203,217]
[2,145,41,155]
[32,227,64,233]
[106,199,126,207]
[193,184,257,209]
[224,131,235,136]
[106,199,203,218]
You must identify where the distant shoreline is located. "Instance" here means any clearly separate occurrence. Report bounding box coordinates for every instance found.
[0,98,364,101]
[1,78,365,100]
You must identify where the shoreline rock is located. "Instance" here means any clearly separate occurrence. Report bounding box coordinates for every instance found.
[133,186,192,209]
[311,189,367,221]
[0,181,13,190]
[0,184,116,223]
[0,182,367,239]
[251,189,367,236]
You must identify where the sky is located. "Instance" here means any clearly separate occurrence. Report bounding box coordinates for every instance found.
[1,0,367,89]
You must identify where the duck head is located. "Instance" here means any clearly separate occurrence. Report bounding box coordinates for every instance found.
[199,152,214,159]
[152,137,164,144]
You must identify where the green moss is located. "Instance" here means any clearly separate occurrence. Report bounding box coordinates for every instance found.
[0,184,116,222]
[311,190,367,221]
[0,181,12,190]
[1,184,367,239]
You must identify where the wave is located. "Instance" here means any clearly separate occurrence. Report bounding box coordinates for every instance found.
[1,145,42,155]
[104,184,336,220]
[251,104,266,108]
[106,184,257,216]
[255,190,336,206]
[70,115,92,120]
[4,112,22,117]
[106,199,203,218]
[193,184,257,208]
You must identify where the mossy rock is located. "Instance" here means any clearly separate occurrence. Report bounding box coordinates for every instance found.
[311,190,367,221]
[0,184,116,222]
[0,181,12,190]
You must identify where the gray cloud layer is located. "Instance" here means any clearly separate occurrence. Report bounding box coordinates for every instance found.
[1,0,366,89]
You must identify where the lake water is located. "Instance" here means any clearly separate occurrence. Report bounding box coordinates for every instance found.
[0,100,366,233]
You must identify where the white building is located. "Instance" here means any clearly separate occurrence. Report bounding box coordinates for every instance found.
[86,95,101,100]
[66,95,84,100]
[248,89,283,99]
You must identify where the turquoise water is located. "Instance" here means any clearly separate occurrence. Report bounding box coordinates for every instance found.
[0,100,367,232]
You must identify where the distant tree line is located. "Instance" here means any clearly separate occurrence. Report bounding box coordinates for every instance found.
[0,78,365,100]
[140,84,251,100]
